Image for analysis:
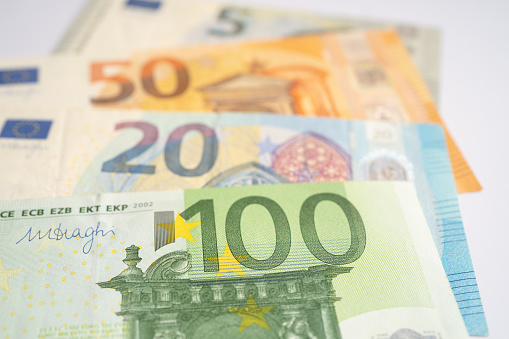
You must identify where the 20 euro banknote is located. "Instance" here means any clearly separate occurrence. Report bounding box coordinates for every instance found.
[0,30,479,194]
[0,108,487,334]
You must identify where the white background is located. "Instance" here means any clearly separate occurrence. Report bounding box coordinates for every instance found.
[0,0,507,338]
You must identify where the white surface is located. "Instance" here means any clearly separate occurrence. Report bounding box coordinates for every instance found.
[0,0,507,337]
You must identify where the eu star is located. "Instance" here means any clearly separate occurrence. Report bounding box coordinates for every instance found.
[207,244,248,278]
[228,294,276,332]
[157,212,200,243]
[0,257,23,293]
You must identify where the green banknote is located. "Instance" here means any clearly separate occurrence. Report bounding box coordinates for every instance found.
[0,182,467,338]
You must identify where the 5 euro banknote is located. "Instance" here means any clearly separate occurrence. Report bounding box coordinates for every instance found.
[54,0,441,101]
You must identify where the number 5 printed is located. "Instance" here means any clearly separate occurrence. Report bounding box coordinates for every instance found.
[90,61,134,104]
[208,8,250,36]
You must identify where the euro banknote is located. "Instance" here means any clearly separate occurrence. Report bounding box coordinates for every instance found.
[0,182,469,338]
[0,108,487,334]
[54,0,441,101]
[0,30,479,194]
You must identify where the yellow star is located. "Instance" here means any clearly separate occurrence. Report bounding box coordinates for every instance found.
[208,244,247,278]
[35,222,65,253]
[228,294,276,333]
[156,212,200,243]
[0,257,23,293]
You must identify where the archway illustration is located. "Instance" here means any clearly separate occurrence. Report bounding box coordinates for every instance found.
[98,246,352,339]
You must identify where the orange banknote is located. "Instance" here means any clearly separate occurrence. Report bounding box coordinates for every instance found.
[91,30,479,193]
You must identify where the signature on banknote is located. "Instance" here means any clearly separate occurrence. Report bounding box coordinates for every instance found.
[0,141,48,159]
[16,221,115,254]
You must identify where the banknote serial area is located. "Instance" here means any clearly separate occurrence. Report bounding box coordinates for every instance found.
[0,0,487,338]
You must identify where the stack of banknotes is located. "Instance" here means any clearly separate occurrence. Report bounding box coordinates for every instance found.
[0,0,487,338]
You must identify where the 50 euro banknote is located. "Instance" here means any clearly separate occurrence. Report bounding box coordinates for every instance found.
[0,108,487,334]
[54,0,441,101]
[0,182,469,338]
[0,30,479,193]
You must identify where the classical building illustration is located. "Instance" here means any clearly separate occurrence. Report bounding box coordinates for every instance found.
[99,245,352,339]
[202,162,290,188]
[198,73,296,114]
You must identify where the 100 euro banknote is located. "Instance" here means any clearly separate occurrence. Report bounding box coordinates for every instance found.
[0,108,487,334]
[0,30,479,194]
[0,182,469,338]
[54,0,441,101]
